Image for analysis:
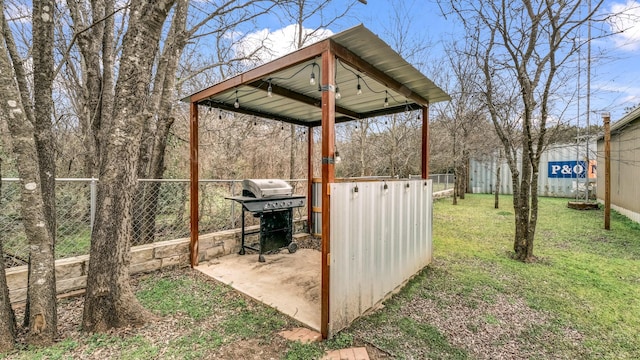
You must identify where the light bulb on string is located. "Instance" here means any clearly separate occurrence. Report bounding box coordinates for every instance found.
[267,79,273,98]
[384,90,389,108]
[356,76,362,95]
[234,89,240,109]
[310,63,316,86]
[335,86,341,100]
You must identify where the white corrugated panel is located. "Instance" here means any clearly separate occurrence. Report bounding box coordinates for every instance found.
[329,180,432,335]
[470,142,597,198]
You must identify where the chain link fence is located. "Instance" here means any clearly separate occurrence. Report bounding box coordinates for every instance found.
[0,178,310,268]
[429,173,455,192]
[1,176,446,268]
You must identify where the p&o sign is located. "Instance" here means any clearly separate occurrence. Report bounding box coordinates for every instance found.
[548,160,596,179]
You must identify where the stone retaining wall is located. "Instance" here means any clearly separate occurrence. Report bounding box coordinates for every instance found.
[6,219,307,304]
[433,189,454,199]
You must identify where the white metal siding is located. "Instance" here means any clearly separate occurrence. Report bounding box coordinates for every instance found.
[470,142,597,198]
[329,180,433,334]
[597,117,640,222]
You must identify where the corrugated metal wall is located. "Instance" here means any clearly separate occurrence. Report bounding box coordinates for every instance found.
[328,180,433,334]
[597,118,640,223]
[470,142,597,198]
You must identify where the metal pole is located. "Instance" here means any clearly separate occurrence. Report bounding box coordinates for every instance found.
[585,0,592,202]
[231,181,236,229]
[603,112,611,230]
[90,177,97,231]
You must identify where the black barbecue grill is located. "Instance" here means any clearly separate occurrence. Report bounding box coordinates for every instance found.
[226,179,306,262]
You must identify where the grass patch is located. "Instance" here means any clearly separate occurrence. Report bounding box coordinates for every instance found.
[349,194,640,359]
[432,194,640,358]
[136,276,227,320]
[7,339,78,360]
[220,306,286,339]
[163,330,223,359]
[284,341,325,360]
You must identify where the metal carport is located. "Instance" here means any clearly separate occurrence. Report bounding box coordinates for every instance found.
[184,24,449,338]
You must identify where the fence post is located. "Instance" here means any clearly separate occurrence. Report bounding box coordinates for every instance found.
[230,181,236,229]
[90,177,97,231]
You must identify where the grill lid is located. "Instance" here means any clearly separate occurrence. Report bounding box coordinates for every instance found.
[242,179,293,198]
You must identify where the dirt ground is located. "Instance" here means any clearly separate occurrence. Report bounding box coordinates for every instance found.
[6,267,391,359]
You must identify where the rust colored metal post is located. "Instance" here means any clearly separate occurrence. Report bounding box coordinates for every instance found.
[421,105,430,179]
[189,102,199,267]
[603,112,611,230]
[320,49,336,339]
[307,127,314,231]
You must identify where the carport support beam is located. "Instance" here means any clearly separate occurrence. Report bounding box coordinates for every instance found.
[190,102,199,267]
[320,49,336,339]
[421,105,430,179]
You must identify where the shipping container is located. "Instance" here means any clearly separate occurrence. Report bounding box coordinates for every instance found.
[470,142,597,198]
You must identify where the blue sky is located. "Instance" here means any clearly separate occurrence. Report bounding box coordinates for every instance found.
[239,0,640,124]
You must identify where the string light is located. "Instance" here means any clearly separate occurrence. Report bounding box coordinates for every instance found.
[267,79,273,97]
[335,86,342,100]
[234,90,240,109]
[384,90,389,107]
[356,76,362,95]
[310,63,316,86]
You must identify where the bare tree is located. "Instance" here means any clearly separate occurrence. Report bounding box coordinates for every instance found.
[278,0,361,179]
[435,48,493,203]
[0,0,59,345]
[65,0,119,178]
[445,0,604,261]
[82,0,176,332]
[133,0,278,244]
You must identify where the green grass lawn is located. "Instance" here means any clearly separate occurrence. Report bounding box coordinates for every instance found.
[346,194,640,359]
[3,194,639,359]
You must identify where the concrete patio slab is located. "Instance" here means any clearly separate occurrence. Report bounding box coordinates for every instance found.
[194,248,321,331]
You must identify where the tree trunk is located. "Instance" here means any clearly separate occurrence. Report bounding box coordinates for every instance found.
[452,173,458,205]
[23,1,58,344]
[134,0,188,245]
[82,0,175,332]
[513,139,532,261]
[0,0,58,345]
[457,163,466,200]
[0,158,17,352]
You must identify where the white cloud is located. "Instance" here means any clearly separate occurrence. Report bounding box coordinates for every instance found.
[608,0,640,51]
[233,24,333,67]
